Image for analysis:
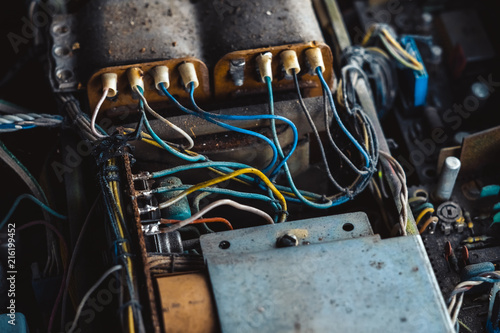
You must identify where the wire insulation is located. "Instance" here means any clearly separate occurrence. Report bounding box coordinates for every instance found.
[68,265,123,333]
[162,199,274,233]
[91,88,109,139]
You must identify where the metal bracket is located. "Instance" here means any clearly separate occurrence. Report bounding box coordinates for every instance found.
[49,15,79,92]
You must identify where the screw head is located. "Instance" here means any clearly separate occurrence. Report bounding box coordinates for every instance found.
[276,234,298,248]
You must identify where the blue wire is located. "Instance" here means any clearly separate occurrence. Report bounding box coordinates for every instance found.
[142,113,206,162]
[151,185,281,212]
[262,76,351,209]
[0,123,36,132]
[150,161,252,179]
[316,67,371,169]
[470,276,500,284]
[0,194,67,230]
[156,78,354,209]
[186,82,299,176]
[136,86,206,163]
[211,164,326,203]
[159,83,277,174]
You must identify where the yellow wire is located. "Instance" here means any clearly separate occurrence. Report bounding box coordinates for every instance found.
[408,196,426,204]
[361,25,423,71]
[380,28,424,71]
[366,46,390,59]
[128,129,318,202]
[355,113,370,149]
[159,167,288,222]
[419,216,438,234]
[108,159,135,333]
[415,207,434,226]
[361,25,375,46]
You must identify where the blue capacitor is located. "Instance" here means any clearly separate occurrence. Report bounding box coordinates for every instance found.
[399,36,428,107]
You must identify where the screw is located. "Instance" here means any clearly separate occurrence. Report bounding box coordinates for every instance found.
[219,240,230,249]
[276,234,298,248]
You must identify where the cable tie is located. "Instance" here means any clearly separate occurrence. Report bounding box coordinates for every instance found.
[113,238,129,247]
[120,252,134,259]
[277,210,289,217]
[119,300,143,313]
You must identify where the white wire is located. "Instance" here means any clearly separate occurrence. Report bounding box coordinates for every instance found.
[162,199,274,233]
[133,86,194,149]
[447,279,487,325]
[380,151,408,235]
[455,280,484,290]
[451,293,464,325]
[91,88,109,139]
[68,265,123,333]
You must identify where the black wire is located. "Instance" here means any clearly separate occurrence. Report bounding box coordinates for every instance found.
[322,86,368,176]
[128,111,145,141]
[292,70,344,192]
[60,195,101,329]
[321,71,380,199]
[293,70,375,200]
[99,166,141,331]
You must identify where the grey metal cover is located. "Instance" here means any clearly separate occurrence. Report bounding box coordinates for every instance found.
[201,214,453,333]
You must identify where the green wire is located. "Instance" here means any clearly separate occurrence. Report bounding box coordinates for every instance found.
[0,140,48,204]
[0,193,67,230]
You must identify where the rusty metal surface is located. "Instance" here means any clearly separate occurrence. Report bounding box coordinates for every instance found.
[213,41,335,100]
[76,0,324,80]
[460,125,500,175]
[86,57,210,113]
[123,153,161,333]
[196,0,324,67]
[76,0,203,81]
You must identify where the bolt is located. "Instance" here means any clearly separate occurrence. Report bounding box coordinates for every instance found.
[229,59,245,87]
[276,234,298,248]
[471,82,490,101]
[428,45,443,65]
[219,240,230,249]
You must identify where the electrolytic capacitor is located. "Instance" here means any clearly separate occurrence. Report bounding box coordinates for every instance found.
[434,156,461,201]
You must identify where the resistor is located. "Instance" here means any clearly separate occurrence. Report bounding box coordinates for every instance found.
[464,211,474,235]
[461,235,492,244]
[464,242,487,250]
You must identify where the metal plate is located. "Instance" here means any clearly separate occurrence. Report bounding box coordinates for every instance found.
[201,216,453,333]
[200,212,373,257]
[213,41,335,100]
[156,272,218,333]
[49,15,80,92]
[460,125,500,175]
